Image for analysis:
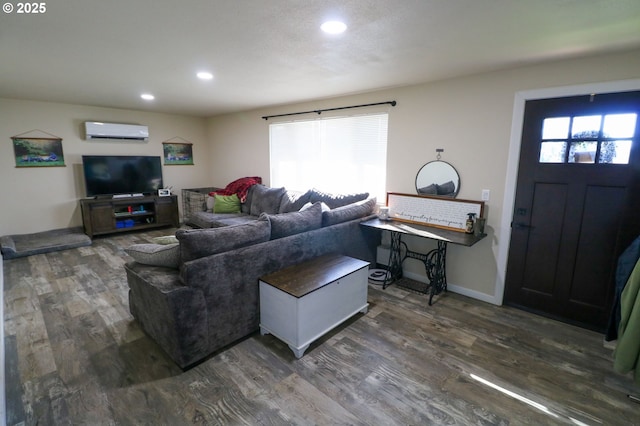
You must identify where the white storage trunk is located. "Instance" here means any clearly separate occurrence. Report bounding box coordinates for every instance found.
[259,254,369,358]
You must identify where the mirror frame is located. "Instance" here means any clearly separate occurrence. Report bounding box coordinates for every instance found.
[415,160,460,198]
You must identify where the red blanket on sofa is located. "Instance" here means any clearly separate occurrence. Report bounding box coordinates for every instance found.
[209,176,262,202]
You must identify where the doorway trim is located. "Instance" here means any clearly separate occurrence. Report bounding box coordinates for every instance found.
[494,78,640,305]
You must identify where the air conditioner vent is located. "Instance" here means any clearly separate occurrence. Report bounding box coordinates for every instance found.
[84,122,149,141]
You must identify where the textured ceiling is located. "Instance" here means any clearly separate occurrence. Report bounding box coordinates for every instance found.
[1,0,639,117]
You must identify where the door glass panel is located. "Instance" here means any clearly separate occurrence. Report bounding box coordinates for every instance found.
[540,141,567,163]
[599,140,632,164]
[571,115,602,138]
[603,113,637,138]
[542,117,570,139]
[569,141,597,163]
[539,112,636,165]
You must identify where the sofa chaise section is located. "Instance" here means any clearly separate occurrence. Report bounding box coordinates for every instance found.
[125,198,380,368]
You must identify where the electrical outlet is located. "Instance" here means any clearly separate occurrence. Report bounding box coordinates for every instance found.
[481,189,490,201]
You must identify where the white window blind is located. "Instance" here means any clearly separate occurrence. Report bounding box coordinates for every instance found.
[269,113,388,202]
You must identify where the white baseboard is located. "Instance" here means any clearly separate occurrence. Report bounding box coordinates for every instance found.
[377,245,499,305]
[400,270,499,305]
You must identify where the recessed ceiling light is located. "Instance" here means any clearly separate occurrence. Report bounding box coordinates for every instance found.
[197,71,214,80]
[321,20,347,35]
[141,93,155,101]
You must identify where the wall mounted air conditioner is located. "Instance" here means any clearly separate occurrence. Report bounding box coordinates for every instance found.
[84,122,149,141]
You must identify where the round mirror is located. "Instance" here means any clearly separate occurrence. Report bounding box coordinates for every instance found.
[415,160,460,198]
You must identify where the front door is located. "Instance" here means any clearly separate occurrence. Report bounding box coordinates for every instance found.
[504,91,640,331]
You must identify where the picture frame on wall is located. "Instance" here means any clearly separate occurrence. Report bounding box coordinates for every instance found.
[162,142,194,165]
[12,136,65,167]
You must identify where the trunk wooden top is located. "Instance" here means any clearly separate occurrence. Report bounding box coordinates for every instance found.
[259,254,369,298]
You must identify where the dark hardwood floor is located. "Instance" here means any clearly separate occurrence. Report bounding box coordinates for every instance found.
[3,228,639,425]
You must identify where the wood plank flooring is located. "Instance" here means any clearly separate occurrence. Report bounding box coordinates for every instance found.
[4,228,639,425]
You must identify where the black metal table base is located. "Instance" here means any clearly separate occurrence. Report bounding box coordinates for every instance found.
[382,231,448,305]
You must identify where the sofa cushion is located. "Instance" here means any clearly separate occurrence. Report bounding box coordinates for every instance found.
[187,211,247,228]
[212,215,259,227]
[309,189,369,209]
[176,215,271,262]
[322,198,377,227]
[268,202,322,240]
[250,185,286,215]
[125,243,180,269]
[152,235,179,245]
[279,189,313,213]
[213,194,241,213]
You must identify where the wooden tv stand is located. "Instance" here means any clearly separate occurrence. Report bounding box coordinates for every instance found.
[80,195,179,238]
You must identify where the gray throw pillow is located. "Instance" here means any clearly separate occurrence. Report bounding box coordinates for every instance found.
[279,189,313,213]
[309,189,369,209]
[268,202,322,239]
[417,184,438,195]
[125,243,180,269]
[241,184,256,214]
[176,215,271,262]
[322,198,376,227]
[250,185,286,215]
[436,181,456,195]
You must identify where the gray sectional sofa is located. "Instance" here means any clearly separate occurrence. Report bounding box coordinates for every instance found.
[124,185,381,368]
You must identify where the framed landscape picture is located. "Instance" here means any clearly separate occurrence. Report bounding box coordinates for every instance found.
[12,137,65,167]
[163,142,194,165]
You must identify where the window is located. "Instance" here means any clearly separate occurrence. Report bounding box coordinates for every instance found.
[539,113,636,164]
[269,113,388,201]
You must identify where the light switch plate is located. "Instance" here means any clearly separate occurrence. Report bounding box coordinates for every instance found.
[481,189,490,201]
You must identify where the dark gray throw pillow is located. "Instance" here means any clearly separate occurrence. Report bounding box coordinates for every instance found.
[279,189,313,213]
[322,198,376,227]
[176,215,271,262]
[250,185,286,215]
[418,184,438,195]
[309,189,369,209]
[268,202,322,239]
[436,180,456,195]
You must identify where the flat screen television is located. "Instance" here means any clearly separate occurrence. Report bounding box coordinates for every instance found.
[82,155,163,197]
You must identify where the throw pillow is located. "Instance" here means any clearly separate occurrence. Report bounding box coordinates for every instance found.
[268,202,322,239]
[436,180,456,196]
[241,184,256,214]
[279,189,313,213]
[322,198,377,227]
[417,184,438,195]
[213,194,241,213]
[250,185,286,215]
[300,201,330,212]
[176,214,271,262]
[309,189,369,209]
[125,243,180,269]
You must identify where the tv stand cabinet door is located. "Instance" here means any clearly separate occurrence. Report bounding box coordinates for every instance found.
[155,196,179,227]
[82,201,114,237]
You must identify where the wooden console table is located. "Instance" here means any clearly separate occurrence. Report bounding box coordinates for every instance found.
[360,218,485,305]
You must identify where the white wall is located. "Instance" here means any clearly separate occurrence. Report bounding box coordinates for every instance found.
[0,99,210,236]
[206,48,640,303]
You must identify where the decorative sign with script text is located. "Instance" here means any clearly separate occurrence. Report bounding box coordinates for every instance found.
[386,192,484,232]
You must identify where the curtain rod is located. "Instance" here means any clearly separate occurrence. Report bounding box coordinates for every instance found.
[261,100,397,120]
